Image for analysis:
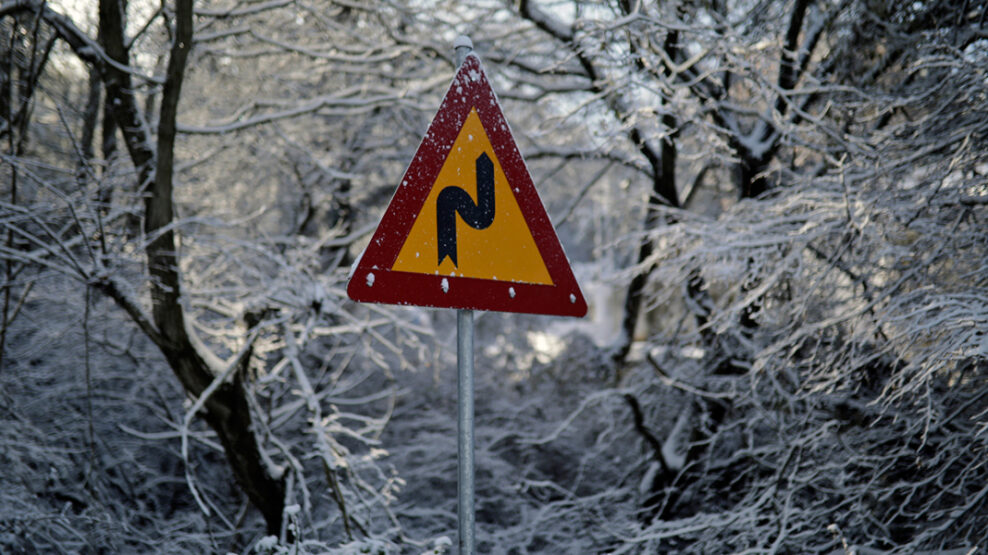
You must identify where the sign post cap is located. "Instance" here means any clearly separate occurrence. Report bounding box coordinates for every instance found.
[453,35,473,50]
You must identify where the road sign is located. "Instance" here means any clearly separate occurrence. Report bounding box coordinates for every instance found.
[347,53,586,317]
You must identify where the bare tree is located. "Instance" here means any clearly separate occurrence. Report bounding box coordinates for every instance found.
[1,0,436,549]
[0,0,291,534]
[439,0,988,551]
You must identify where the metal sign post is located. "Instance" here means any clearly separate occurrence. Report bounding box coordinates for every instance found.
[456,308,476,554]
[347,34,586,555]
[454,33,477,555]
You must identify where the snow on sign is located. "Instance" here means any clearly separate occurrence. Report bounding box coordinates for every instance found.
[347,54,586,317]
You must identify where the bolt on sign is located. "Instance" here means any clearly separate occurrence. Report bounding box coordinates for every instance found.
[347,53,586,317]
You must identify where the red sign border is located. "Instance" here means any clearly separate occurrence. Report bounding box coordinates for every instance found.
[347,54,587,317]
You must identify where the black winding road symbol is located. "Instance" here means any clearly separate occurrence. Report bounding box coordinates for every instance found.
[437,152,495,266]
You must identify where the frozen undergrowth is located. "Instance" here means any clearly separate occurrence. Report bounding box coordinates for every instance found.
[3,1,987,553]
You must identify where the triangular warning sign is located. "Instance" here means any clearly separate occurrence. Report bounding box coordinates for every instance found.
[347,54,586,317]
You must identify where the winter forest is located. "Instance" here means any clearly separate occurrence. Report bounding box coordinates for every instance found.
[1,0,986,553]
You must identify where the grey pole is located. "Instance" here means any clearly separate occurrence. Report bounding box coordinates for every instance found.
[456,308,475,555]
[454,35,477,555]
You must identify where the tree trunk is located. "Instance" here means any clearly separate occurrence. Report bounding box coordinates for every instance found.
[0,0,291,535]
[613,29,681,366]
[97,0,287,535]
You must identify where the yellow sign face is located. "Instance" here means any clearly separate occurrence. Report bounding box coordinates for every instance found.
[391,108,554,285]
